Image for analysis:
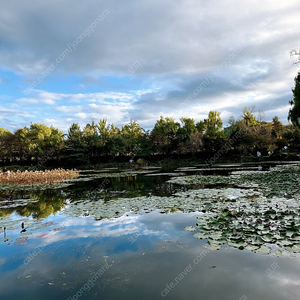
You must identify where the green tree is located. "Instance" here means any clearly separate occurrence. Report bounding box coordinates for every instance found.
[135,133,153,157]
[242,106,259,127]
[179,132,203,155]
[205,111,224,136]
[197,111,224,137]
[12,123,64,163]
[14,127,32,161]
[283,125,300,150]
[177,118,200,154]
[151,117,180,155]
[64,123,87,165]
[0,128,14,163]
[97,119,124,156]
[178,118,197,137]
[288,72,300,128]
[97,118,111,155]
[272,116,283,138]
[83,121,100,158]
[121,119,144,155]
[106,135,126,157]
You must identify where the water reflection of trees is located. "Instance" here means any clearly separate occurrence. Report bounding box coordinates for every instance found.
[0,189,67,219]
[22,189,66,218]
[0,174,182,218]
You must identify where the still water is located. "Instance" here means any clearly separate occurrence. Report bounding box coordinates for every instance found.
[1,169,300,300]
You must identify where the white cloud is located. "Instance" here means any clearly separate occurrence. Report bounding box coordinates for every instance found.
[56,105,82,113]
[26,214,162,245]
[74,112,88,119]
[0,0,300,131]
[17,98,38,104]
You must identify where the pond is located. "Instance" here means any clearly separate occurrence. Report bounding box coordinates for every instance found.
[1,161,300,300]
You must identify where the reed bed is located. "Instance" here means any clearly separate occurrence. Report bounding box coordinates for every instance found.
[0,168,79,185]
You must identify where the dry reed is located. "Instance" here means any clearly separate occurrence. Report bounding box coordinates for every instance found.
[0,168,79,185]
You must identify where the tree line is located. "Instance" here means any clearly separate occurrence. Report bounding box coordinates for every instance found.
[0,108,299,167]
[1,71,300,167]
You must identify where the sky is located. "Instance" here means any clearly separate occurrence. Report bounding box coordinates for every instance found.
[0,0,300,133]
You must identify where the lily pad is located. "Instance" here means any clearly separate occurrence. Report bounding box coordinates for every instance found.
[184,226,197,232]
[255,245,271,255]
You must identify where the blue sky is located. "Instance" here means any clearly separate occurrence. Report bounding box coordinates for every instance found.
[0,0,300,132]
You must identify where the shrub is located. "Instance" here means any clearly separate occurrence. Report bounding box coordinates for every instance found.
[137,158,144,165]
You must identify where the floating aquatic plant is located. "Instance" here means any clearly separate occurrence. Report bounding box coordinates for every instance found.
[1,163,300,256]
[59,184,300,255]
[168,164,300,197]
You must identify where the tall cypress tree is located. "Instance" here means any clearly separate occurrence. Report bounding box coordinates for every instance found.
[288,72,300,127]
